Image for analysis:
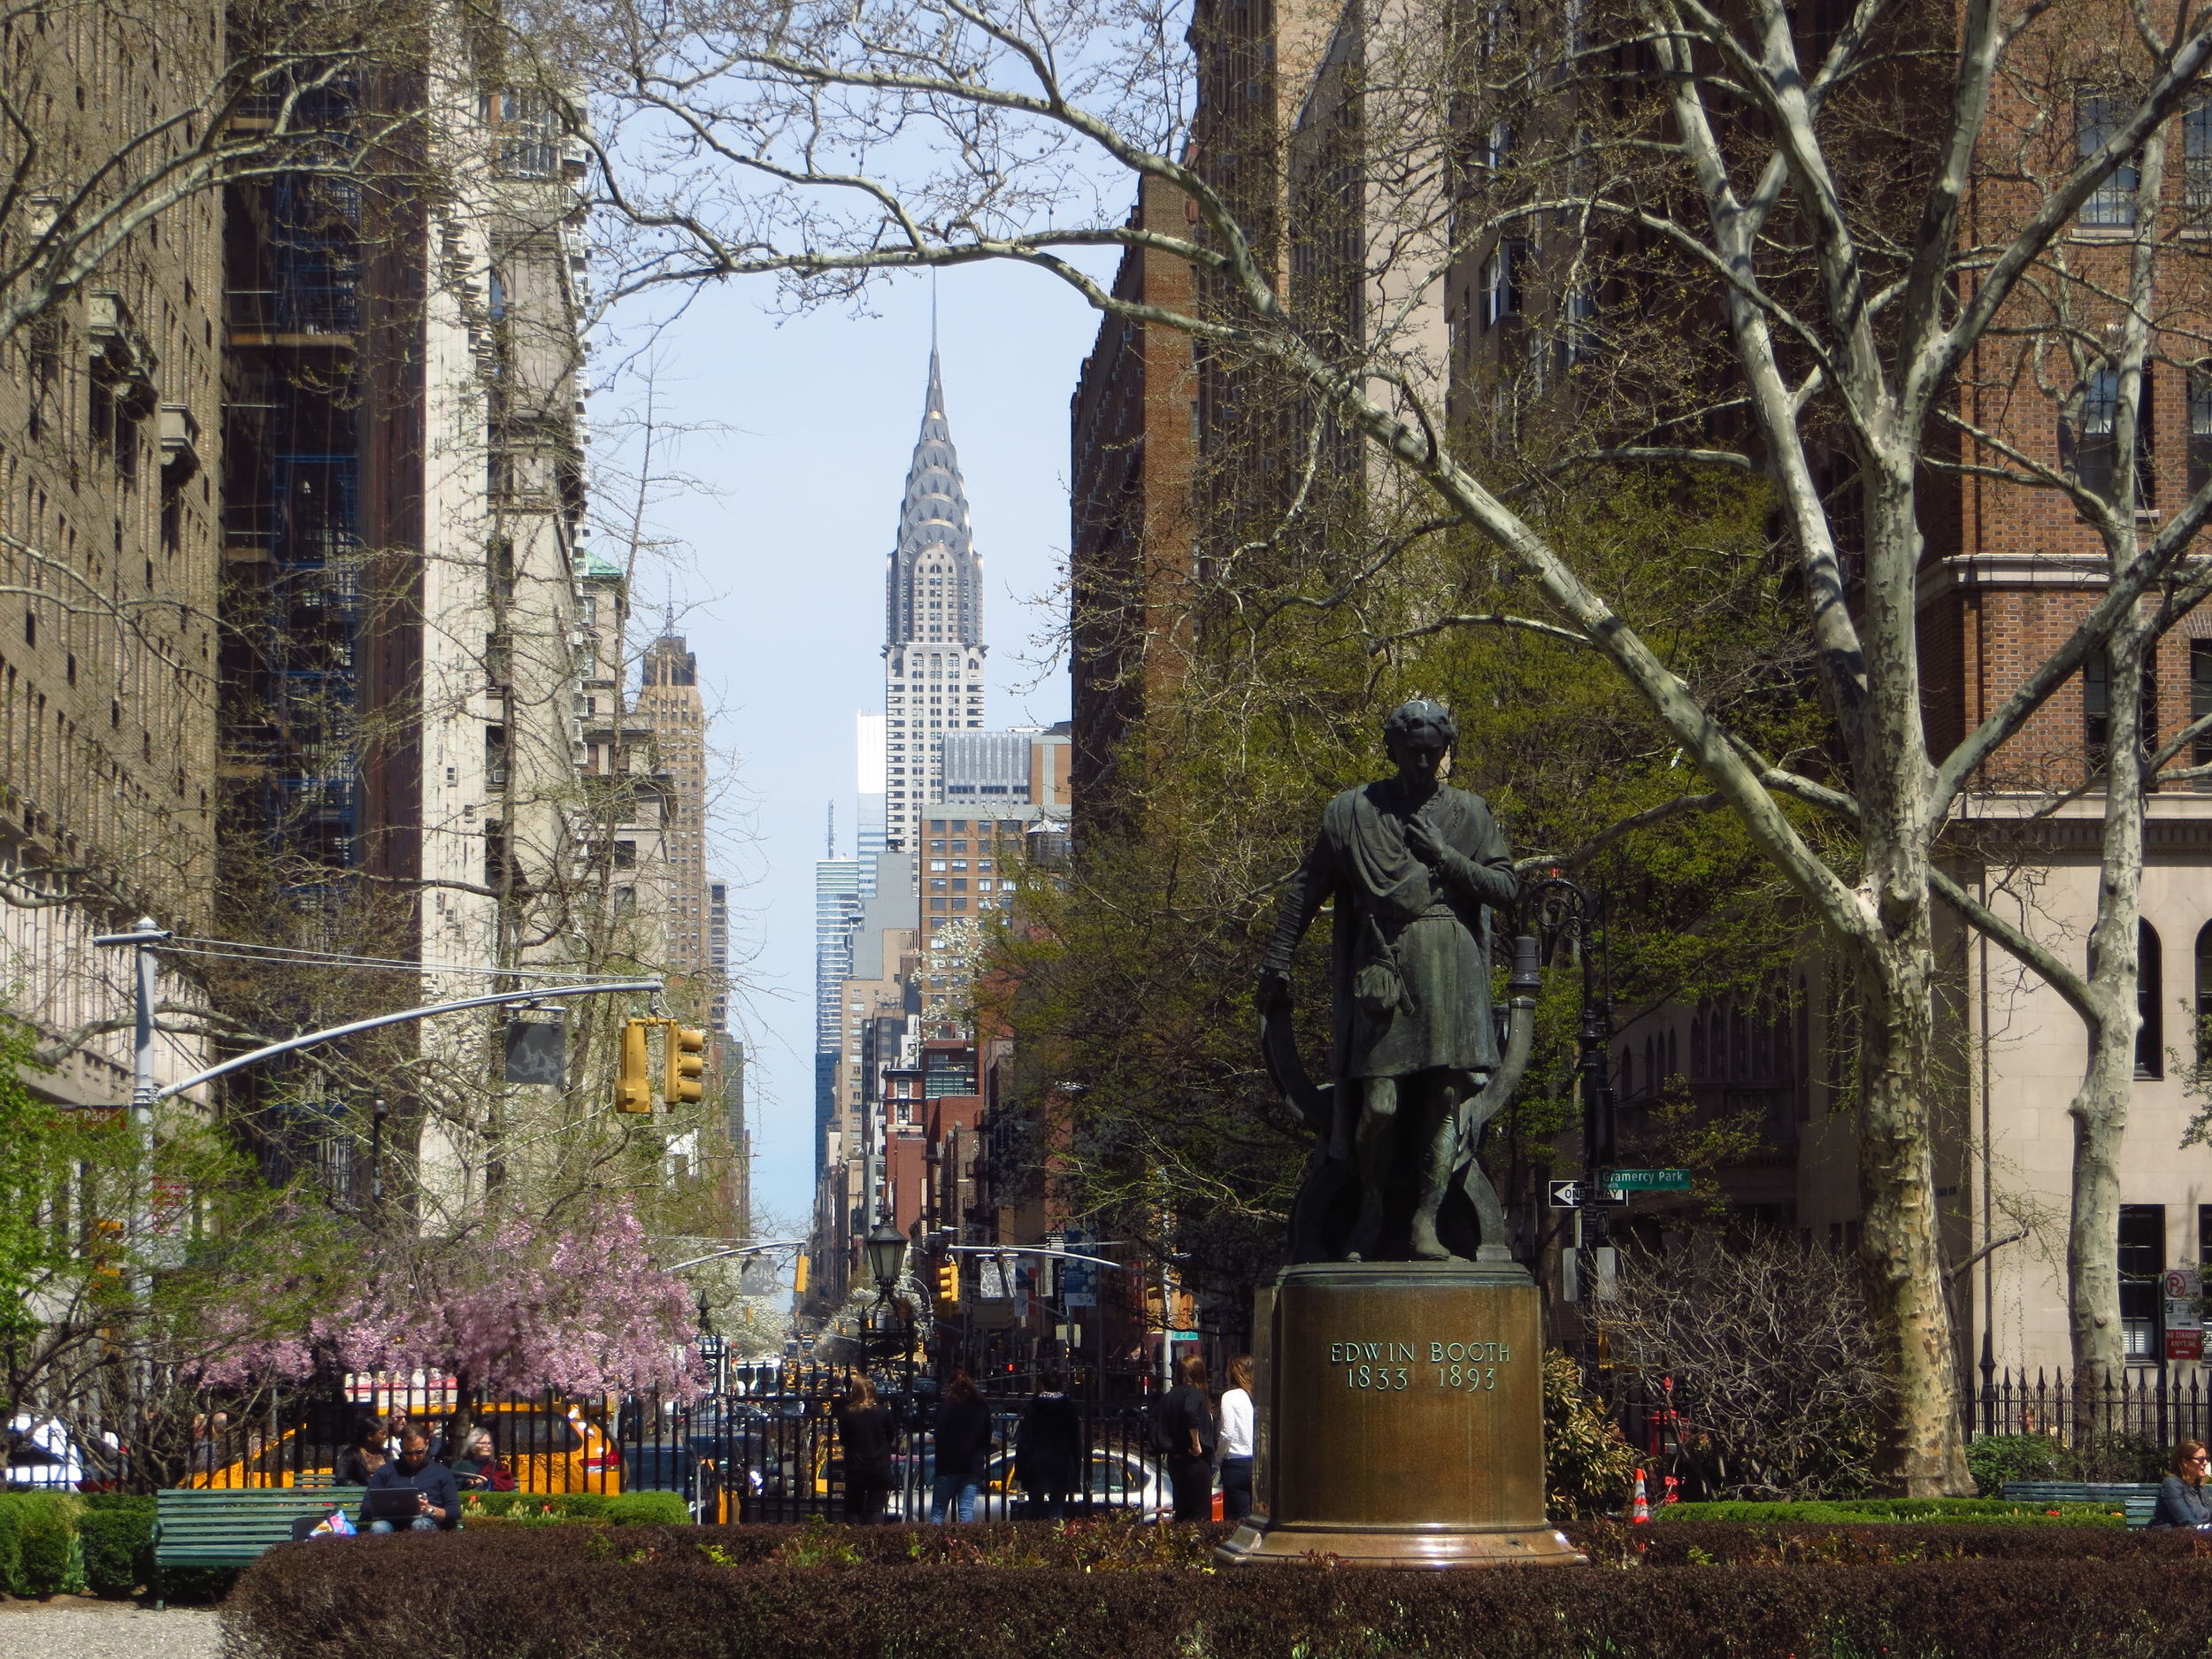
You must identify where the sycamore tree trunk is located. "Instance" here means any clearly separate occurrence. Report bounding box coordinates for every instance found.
[2067,618,2151,1430]
[1856,934,1970,1492]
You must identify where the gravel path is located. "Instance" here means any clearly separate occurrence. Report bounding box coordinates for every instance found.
[0,1598,223,1659]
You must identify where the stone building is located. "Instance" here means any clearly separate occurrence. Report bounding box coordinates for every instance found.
[0,0,226,1105]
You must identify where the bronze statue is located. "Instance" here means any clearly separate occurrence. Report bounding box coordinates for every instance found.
[1258,701,1518,1263]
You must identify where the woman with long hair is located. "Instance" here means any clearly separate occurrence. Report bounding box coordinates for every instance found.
[1218,1355,1256,1523]
[2153,1439,2212,1530]
[930,1371,992,1523]
[1162,1354,1217,1522]
[833,1372,897,1525]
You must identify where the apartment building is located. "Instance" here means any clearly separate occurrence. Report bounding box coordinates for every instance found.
[0,0,226,1107]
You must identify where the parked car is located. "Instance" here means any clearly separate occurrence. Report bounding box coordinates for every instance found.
[886,1448,1168,1520]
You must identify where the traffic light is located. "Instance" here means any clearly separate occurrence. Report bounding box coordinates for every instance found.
[616,1018,653,1113]
[935,1259,960,1308]
[664,1025,707,1105]
[793,1254,810,1295]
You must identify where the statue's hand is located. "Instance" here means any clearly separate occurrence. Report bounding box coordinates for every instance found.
[1256,966,1293,1012]
[1404,815,1445,864]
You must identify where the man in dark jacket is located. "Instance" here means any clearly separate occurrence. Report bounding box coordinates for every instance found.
[361,1427,461,1532]
[1016,1373,1085,1519]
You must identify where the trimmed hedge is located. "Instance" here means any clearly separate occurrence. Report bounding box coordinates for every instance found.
[458,1490,691,1526]
[1582,1519,2205,1564]
[1660,1496,2125,1526]
[78,1494,156,1595]
[224,1522,2212,1659]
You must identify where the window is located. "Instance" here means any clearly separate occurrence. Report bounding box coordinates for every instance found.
[2085,645,2158,776]
[2118,1204,2165,1360]
[2068,363,2153,507]
[2196,921,2212,1063]
[1482,241,1527,328]
[2078,95,2139,227]
[1689,1010,1706,1079]
[484,89,560,179]
[2187,95,2212,212]
[2139,921,2165,1079]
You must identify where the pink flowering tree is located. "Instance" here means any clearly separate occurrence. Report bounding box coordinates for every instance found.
[204,1195,702,1402]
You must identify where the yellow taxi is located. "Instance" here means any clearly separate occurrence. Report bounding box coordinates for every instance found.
[190,1399,624,1494]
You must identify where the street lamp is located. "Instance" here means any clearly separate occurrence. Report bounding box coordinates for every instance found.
[864,1216,908,1296]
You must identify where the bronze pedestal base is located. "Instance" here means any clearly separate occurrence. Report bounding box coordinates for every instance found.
[1216,1261,1585,1570]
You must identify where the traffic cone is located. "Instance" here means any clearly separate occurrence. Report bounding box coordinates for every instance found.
[1631,1468,1650,1524]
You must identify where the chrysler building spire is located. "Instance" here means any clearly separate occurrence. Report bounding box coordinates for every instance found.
[882,347,987,852]
[887,346,983,647]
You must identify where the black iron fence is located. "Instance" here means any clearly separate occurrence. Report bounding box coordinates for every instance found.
[1975,1366,2212,1449]
[96,1368,1178,1522]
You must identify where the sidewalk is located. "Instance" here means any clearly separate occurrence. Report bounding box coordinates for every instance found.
[0,1598,221,1659]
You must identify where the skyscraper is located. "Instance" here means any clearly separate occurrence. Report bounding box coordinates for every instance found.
[638,634,711,996]
[883,349,987,851]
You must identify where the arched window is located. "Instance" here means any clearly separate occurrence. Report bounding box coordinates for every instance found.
[1690,1010,1707,1079]
[2139,920,2164,1079]
[1644,1033,1656,1097]
[1668,1027,1679,1084]
[2196,921,2212,1064]
[1618,1045,1633,1100]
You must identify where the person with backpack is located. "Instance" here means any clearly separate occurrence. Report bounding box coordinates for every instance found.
[1157,1355,1217,1521]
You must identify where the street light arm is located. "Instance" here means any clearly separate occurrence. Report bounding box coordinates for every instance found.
[151,980,664,1100]
[940,1244,1132,1271]
[665,1240,807,1271]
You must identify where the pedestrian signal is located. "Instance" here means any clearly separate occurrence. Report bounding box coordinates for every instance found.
[664,1025,707,1105]
[617,1018,653,1113]
[935,1260,960,1308]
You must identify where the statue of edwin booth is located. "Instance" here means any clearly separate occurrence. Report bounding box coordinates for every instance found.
[1258,700,1517,1263]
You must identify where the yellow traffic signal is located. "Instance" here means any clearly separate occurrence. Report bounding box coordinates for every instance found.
[794,1254,810,1294]
[617,1018,653,1113]
[664,1025,707,1105]
[935,1260,960,1308]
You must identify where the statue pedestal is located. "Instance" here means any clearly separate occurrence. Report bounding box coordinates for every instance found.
[1217,1261,1585,1568]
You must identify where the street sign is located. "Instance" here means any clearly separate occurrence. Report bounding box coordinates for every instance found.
[1549,1179,1627,1210]
[1604,1168,1691,1191]
[2165,1266,2203,1359]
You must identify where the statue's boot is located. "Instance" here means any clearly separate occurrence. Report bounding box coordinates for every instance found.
[1408,1087,1461,1261]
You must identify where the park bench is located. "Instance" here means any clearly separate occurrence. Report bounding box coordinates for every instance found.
[153,1484,349,1608]
[2000,1480,2162,1528]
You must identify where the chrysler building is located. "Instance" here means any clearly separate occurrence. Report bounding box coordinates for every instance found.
[882,347,986,850]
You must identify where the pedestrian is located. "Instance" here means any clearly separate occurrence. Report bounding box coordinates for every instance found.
[2152,1440,2212,1529]
[1162,1355,1217,1522]
[1218,1355,1256,1523]
[449,1427,517,1493]
[1016,1371,1084,1520]
[334,1419,390,1486]
[833,1373,896,1525]
[929,1372,992,1523]
[360,1426,459,1532]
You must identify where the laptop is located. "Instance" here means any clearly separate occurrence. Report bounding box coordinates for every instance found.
[364,1486,427,1521]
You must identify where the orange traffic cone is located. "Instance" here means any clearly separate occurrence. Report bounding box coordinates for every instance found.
[1631,1468,1650,1524]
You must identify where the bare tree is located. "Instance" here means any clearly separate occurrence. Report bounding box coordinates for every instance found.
[525,0,2212,1490]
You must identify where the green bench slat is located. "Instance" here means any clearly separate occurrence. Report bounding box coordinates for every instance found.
[2000,1480,2161,1527]
[155,1490,356,1563]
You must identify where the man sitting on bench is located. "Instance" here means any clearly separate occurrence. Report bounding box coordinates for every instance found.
[362,1426,460,1533]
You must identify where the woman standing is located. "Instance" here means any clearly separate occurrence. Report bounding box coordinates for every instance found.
[929,1372,992,1523]
[2153,1440,2212,1529]
[1162,1355,1217,1522]
[1217,1356,1256,1523]
[833,1373,897,1525]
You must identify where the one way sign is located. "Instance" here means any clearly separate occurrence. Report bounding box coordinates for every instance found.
[1549,1179,1628,1210]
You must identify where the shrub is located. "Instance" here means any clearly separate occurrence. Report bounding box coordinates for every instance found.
[1967,1432,2078,1494]
[0,1493,85,1594]
[1541,1349,1636,1519]
[223,1525,2212,1659]
[604,1492,690,1527]
[77,1496,156,1596]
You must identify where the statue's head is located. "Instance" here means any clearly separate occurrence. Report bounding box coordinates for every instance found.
[1382,700,1456,780]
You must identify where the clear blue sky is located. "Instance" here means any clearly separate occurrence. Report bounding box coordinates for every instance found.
[603,257,1114,1232]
